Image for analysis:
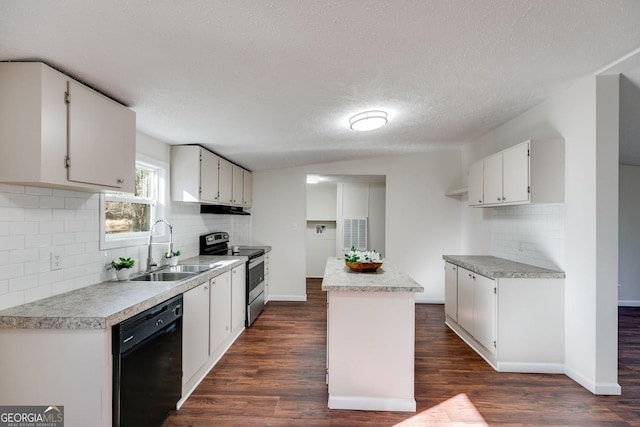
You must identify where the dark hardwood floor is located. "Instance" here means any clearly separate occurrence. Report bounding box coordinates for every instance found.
[163,278,640,426]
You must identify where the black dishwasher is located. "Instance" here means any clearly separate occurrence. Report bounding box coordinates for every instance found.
[112,295,183,427]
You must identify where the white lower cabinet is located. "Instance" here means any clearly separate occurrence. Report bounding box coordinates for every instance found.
[180,264,250,405]
[444,262,458,321]
[264,252,271,303]
[231,265,246,334]
[444,261,563,373]
[473,273,496,355]
[456,267,475,335]
[210,270,232,357]
[182,281,210,386]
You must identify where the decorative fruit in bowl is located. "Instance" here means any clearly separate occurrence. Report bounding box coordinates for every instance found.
[344,247,383,273]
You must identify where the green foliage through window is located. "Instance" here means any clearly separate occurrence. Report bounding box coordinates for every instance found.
[105,164,157,235]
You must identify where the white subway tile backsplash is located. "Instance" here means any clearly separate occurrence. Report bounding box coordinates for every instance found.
[52,233,75,246]
[0,184,252,311]
[39,196,65,209]
[0,184,25,194]
[10,193,40,208]
[25,208,51,221]
[491,203,565,270]
[64,197,86,210]
[0,292,24,311]
[0,207,25,221]
[25,234,51,249]
[0,235,25,251]
[9,275,38,292]
[52,189,76,198]
[9,221,39,236]
[24,284,52,304]
[51,209,75,220]
[9,248,40,263]
[25,187,52,196]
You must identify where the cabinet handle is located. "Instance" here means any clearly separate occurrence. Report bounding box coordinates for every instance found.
[117,178,125,184]
[497,197,501,201]
[478,200,482,203]
[468,273,472,278]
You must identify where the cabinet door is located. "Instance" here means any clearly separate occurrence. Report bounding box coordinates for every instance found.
[218,158,233,204]
[209,271,231,355]
[502,142,530,204]
[483,152,503,205]
[473,274,496,355]
[182,282,210,385]
[200,149,220,203]
[468,160,484,206]
[231,265,246,333]
[67,80,135,192]
[444,262,458,321]
[264,253,270,303]
[232,165,244,205]
[457,268,475,334]
[243,170,253,207]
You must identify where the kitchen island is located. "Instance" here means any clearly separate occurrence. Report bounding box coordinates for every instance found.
[322,257,424,412]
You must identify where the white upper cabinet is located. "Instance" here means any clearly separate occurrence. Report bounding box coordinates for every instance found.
[242,170,253,207]
[231,164,244,205]
[200,149,220,203]
[170,145,221,203]
[483,151,504,205]
[501,142,530,204]
[468,139,564,208]
[0,62,136,193]
[467,160,484,206]
[171,145,252,207]
[218,158,233,205]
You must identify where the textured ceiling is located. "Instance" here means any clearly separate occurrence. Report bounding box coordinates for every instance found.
[2,0,640,171]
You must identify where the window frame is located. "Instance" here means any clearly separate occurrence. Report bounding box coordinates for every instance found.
[99,155,167,250]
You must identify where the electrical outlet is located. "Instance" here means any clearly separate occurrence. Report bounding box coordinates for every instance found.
[51,251,63,270]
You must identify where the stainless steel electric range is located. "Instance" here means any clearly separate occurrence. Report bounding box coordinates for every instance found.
[199,232,265,326]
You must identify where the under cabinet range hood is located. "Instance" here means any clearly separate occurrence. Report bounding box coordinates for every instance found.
[200,205,250,215]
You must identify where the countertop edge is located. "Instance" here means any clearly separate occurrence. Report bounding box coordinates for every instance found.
[443,255,566,279]
[0,256,247,330]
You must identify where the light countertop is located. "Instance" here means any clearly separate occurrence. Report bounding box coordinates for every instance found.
[443,255,565,279]
[321,257,424,293]
[0,255,246,330]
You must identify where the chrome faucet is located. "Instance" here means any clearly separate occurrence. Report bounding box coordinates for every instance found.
[147,218,173,273]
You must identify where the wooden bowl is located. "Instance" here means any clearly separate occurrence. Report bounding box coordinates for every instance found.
[345,261,383,273]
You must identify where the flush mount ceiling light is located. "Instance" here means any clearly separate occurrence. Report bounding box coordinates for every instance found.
[349,110,388,131]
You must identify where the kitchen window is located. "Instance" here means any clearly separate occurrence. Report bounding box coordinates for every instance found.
[99,155,166,250]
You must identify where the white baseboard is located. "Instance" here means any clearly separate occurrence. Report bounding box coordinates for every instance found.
[497,361,564,374]
[268,294,307,302]
[618,300,640,307]
[415,297,444,304]
[328,395,416,412]
[564,365,622,395]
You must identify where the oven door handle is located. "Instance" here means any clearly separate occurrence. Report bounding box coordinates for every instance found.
[249,255,265,269]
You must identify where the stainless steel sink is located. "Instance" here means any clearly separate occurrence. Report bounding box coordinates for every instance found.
[165,264,222,273]
[129,271,197,282]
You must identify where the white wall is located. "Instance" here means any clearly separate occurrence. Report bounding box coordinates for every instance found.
[252,149,462,303]
[460,75,620,394]
[0,132,251,310]
[619,164,640,305]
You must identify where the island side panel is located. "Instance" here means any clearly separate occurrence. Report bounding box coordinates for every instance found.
[0,328,112,426]
[327,290,416,412]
